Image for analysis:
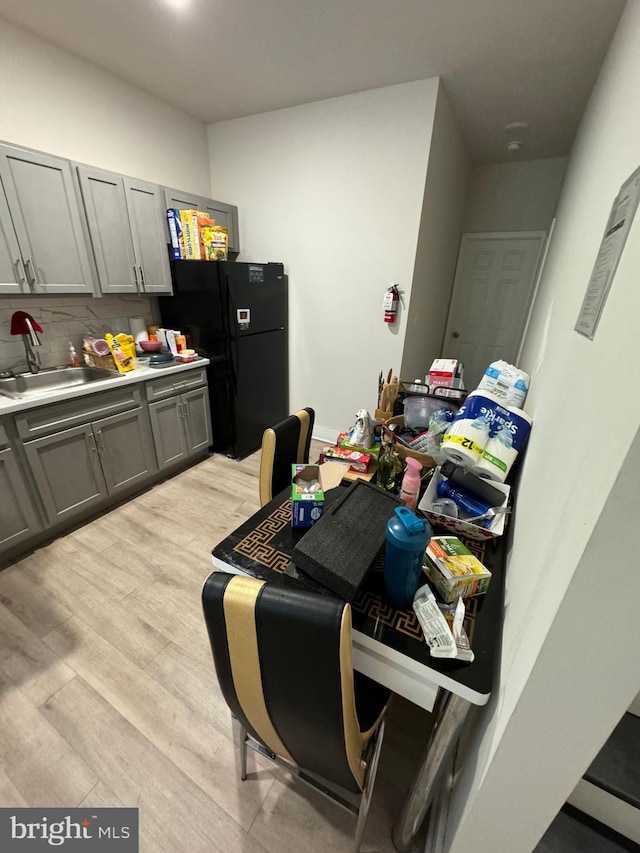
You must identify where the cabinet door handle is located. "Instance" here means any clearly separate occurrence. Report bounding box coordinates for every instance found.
[133,265,140,289]
[96,429,105,453]
[177,402,184,419]
[25,258,38,288]
[88,433,98,453]
[138,265,145,290]
[184,400,190,418]
[14,259,28,289]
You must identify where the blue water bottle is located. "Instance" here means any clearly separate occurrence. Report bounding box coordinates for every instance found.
[384,507,431,609]
[436,480,493,527]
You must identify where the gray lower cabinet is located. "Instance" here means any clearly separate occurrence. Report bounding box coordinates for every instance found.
[149,387,212,470]
[163,187,240,254]
[94,407,157,493]
[0,447,41,551]
[5,372,210,556]
[183,387,212,454]
[0,145,95,294]
[148,396,188,470]
[23,407,158,527]
[23,423,108,526]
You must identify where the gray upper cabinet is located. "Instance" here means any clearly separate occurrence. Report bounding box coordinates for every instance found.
[77,166,138,295]
[0,447,41,553]
[200,200,238,253]
[0,189,27,294]
[0,145,95,294]
[163,187,240,254]
[78,167,172,295]
[163,188,202,211]
[125,178,173,294]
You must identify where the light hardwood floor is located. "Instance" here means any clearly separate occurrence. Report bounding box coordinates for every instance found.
[0,442,433,852]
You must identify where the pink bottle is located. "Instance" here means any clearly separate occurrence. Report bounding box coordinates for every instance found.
[399,457,423,512]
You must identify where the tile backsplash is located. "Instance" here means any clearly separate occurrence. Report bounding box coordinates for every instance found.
[0,295,159,373]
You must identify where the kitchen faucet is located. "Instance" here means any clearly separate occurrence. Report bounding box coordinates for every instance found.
[10,311,43,374]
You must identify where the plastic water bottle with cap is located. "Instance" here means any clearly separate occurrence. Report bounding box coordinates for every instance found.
[384,507,431,609]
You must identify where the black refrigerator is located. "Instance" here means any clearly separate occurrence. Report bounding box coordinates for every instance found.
[159,260,288,458]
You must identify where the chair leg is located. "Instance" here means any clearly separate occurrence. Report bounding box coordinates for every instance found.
[232,716,248,781]
[353,718,386,853]
[239,724,248,781]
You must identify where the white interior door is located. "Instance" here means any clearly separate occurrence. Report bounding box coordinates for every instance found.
[444,232,546,389]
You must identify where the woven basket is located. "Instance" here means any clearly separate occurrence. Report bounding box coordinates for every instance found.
[82,349,118,372]
[383,415,437,470]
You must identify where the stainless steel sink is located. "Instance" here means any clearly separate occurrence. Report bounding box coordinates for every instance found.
[0,367,120,400]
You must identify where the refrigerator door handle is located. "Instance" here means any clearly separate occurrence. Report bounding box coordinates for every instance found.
[223,273,238,391]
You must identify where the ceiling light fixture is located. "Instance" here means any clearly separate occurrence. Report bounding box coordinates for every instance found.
[163,0,190,11]
[504,122,528,155]
[504,121,529,135]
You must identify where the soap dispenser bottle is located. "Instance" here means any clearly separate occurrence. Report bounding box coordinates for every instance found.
[68,342,80,367]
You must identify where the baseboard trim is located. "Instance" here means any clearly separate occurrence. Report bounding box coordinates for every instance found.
[568,779,640,845]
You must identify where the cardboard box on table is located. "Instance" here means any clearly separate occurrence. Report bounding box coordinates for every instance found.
[291,462,345,528]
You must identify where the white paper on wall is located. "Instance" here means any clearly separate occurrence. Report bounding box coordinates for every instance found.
[575,165,640,340]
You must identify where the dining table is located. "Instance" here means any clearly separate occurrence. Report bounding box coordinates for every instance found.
[210,484,506,851]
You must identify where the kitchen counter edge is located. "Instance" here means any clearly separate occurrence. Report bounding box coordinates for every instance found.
[0,359,211,416]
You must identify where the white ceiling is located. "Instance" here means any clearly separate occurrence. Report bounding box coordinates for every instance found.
[0,0,626,163]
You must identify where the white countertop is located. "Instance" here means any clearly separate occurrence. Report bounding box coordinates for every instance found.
[0,358,211,416]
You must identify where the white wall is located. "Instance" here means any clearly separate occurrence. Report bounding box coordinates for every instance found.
[207,80,439,439]
[0,17,210,193]
[462,157,567,234]
[401,86,470,380]
[447,2,640,850]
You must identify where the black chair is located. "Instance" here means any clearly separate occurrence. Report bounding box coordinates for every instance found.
[202,572,390,853]
[259,407,315,506]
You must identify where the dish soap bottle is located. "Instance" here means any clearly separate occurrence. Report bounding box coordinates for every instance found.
[399,456,422,512]
[68,342,80,367]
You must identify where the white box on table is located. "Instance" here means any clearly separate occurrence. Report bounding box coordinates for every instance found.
[418,467,510,542]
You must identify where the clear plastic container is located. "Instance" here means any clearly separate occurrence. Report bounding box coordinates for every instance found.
[403,395,458,429]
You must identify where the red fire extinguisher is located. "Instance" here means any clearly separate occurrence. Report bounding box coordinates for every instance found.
[383,284,399,323]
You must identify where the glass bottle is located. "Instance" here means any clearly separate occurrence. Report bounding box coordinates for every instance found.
[377,438,401,491]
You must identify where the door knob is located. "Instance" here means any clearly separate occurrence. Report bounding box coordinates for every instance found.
[452,331,460,338]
